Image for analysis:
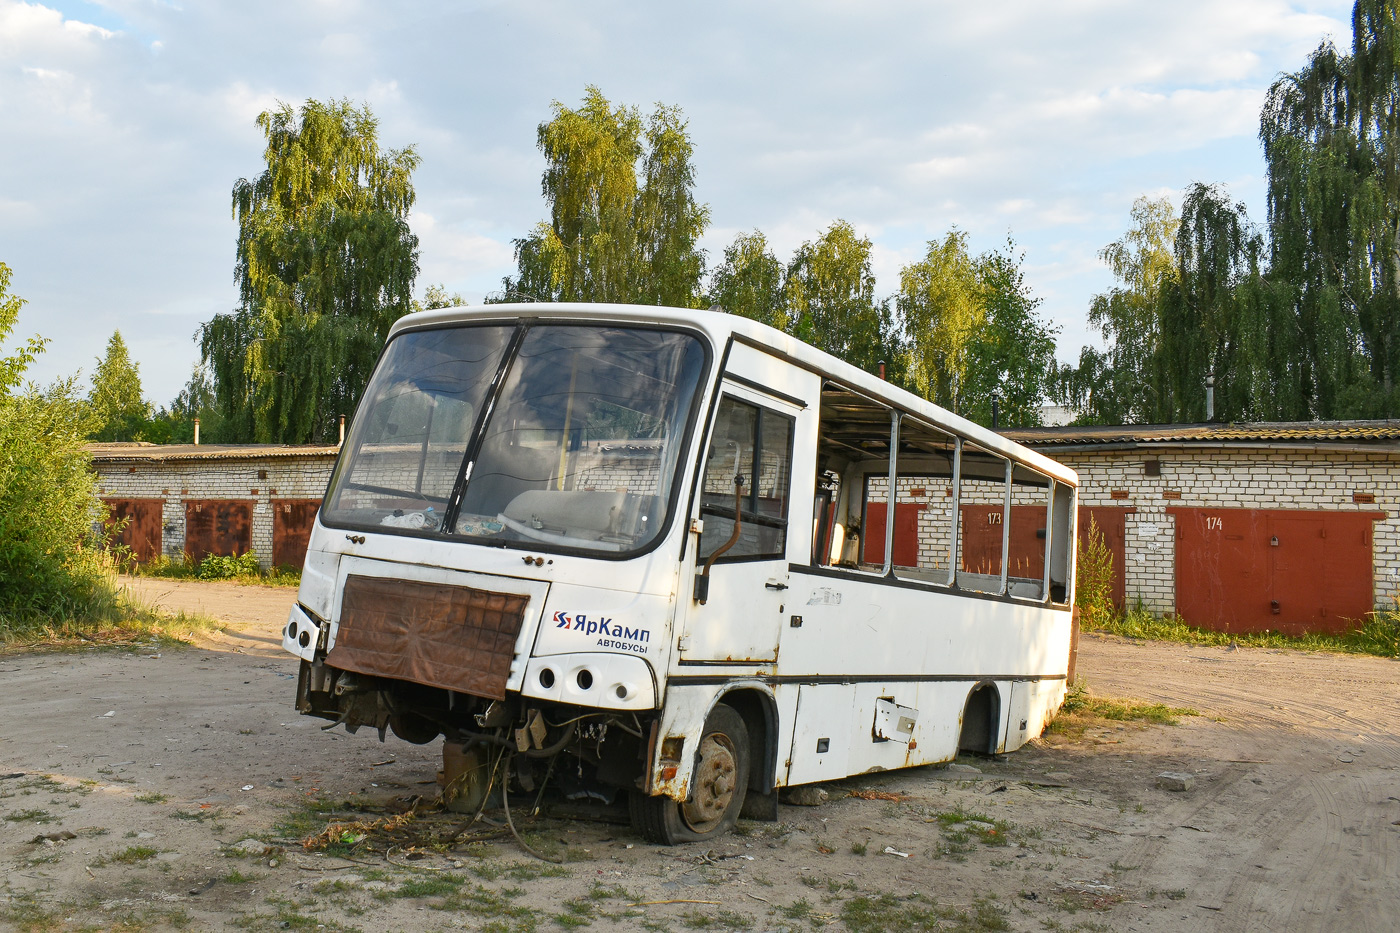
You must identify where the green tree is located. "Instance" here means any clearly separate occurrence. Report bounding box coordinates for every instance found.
[962,240,1059,427]
[785,220,897,376]
[1056,196,1178,424]
[897,231,984,413]
[87,331,151,441]
[899,234,1057,425]
[200,98,420,443]
[708,230,786,328]
[1260,0,1400,417]
[414,283,465,312]
[498,87,709,307]
[0,263,109,628]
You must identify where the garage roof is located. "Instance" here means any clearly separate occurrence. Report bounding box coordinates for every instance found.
[88,443,340,464]
[1003,420,1400,451]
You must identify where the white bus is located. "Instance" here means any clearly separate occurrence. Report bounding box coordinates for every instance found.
[283,303,1078,843]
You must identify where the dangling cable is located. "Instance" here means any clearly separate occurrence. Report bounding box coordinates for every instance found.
[501,751,564,863]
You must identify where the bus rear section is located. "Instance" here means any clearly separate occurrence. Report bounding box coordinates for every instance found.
[282,304,1079,844]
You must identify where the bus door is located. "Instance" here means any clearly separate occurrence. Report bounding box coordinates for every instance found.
[678,355,817,663]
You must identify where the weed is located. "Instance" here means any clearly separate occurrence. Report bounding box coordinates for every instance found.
[1048,680,1197,739]
[841,893,1009,932]
[780,898,812,920]
[851,840,868,855]
[4,808,52,823]
[225,869,256,884]
[135,791,169,804]
[1092,600,1400,659]
[393,875,466,899]
[96,845,159,865]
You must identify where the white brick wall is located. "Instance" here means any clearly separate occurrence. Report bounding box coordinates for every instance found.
[94,452,337,568]
[1051,447,1400,613]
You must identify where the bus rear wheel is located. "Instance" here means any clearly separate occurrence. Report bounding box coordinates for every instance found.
[630,704,749,844]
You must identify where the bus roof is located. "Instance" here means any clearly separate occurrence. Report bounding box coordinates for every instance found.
[389,303,1078,487]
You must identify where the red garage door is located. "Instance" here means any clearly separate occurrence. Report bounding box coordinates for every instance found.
[272,499,321,569]
[184,500,252,563]
[102,498,163,563]
[862,501,923,567]
[1172,508,1382,635]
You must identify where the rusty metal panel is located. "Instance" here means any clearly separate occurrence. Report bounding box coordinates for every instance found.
[327,575,528,699]
[1268,512,1377,635]
[272,499,321,569]
[184,500,252,563]
[1172,508,1381,635]
[1079,507,1128,610]
[862,502,923,566]
[102,498,163,563]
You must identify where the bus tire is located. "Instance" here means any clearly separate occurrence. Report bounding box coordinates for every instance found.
[630,704,750,844]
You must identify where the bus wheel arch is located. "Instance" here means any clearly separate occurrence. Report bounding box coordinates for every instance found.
[957,682,1003,756]
[716,687,780,821]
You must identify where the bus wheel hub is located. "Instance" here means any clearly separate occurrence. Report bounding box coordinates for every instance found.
[682,734,737,831]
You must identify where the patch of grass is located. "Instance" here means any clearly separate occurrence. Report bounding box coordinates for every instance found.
[224,869,256,884]
[850,840,868,855]
[392,875,466,899]
[679,909,751,930]
[931,806,1015,847]
[1047,680,1198,740]
[4,808,52,823]
[135,791,169,804]
[431,884,540,930]
[97,844,159,865]
[1092,601,1400,658]
[841,893,1009,933]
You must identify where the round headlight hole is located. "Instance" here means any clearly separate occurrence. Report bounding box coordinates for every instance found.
[615,685,628,700]
[576,669,593,690]
[538,668,555,689]
[298,631,311,647]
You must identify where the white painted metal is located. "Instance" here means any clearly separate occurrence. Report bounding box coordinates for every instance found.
[286,303,1079,804]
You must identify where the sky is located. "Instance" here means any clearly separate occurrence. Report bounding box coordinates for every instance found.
[0,0,1355,407]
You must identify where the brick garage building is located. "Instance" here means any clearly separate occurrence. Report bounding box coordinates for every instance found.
[90,443,338,570]
[1005,421,1400,634]
[91,421,1400,634]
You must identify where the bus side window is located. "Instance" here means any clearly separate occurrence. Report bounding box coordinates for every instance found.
[698,396,795,561]
[956,443,1011,595]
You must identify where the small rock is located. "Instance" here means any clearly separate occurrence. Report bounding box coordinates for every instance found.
[137,832,156,839]
[784,786,829,806]
[968,820,996,832]
[946,763,982,774]
[1337,754,1354,763]
[1156,771,1195,792]
[228,838,270,856]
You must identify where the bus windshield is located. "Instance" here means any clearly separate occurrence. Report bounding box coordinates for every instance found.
[322,323,707,555]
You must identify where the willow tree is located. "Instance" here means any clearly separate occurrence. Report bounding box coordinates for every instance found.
[500,87,708,307]
[1161,183,1290,422]
[708,230,786,328]
[1260,0,1400,417]
[785,220,897,378]
[201,99,420,443]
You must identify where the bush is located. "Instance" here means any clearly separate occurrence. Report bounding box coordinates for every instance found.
[196,551,263,581]
[0,263,119,634]
[1075,514,1115,628]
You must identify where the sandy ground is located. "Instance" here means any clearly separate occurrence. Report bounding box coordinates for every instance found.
[1,577,1397,932]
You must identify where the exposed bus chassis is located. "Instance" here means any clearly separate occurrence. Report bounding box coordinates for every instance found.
[295,655,650,813]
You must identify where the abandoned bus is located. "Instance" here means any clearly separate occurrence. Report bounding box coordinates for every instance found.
[283,303,1078,843]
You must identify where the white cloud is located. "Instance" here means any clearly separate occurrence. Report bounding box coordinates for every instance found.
[0,0,1359,401]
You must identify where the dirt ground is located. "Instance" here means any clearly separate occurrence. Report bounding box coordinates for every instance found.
[2,577,1397,932]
